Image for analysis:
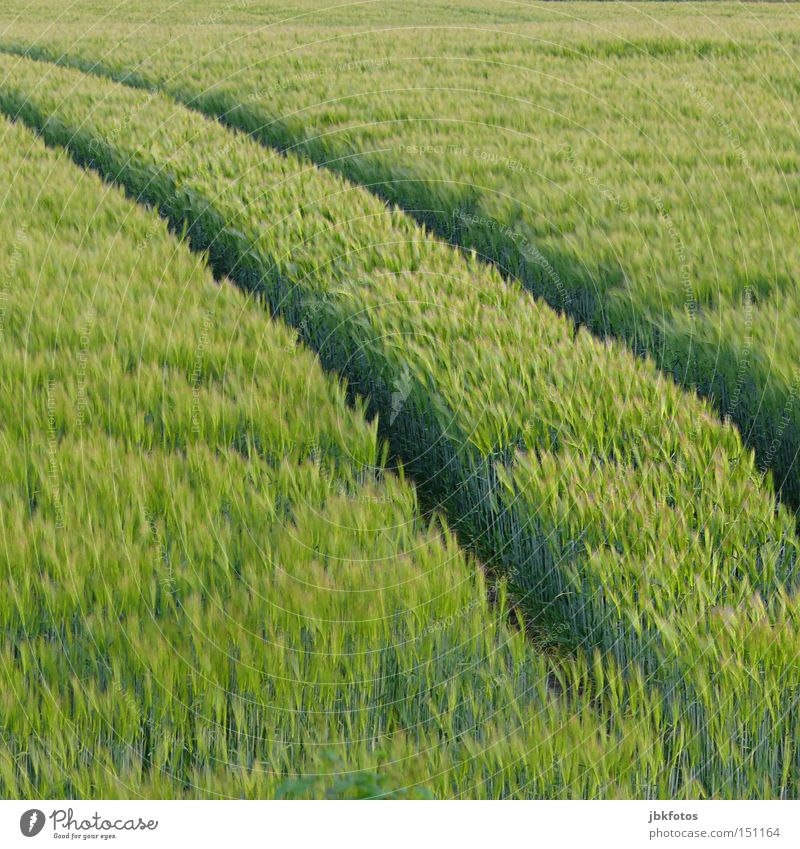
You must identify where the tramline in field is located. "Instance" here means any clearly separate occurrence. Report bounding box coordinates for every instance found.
[3,3,799,507]
[0,111,674,799]
[0,0,799,802]
[0,48,798,797]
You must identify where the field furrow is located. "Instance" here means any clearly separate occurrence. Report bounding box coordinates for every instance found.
[0,109,677,799]
[1,9,798,506]
[1,54,798,795]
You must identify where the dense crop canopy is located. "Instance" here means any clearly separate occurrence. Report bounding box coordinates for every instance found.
[0,51,798,796]
[5,1,798,506]
[2,2,800,798]
[0,112,674,799]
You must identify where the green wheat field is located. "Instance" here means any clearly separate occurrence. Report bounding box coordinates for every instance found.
[1,0,799,799]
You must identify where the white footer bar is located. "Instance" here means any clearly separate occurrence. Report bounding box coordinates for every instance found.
[1,800,797,848]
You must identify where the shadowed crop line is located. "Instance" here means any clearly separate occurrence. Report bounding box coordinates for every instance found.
[0,63,792,644]
[0,84,579,655]
[3,61,800,796]
[2,42,799,515]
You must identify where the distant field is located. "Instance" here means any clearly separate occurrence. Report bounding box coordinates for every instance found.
[1,2,799,799]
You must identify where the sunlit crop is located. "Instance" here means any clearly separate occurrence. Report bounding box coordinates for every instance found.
[1,1,799,799]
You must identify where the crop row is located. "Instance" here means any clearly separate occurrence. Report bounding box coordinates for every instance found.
[0,110,677,798]
[5,12,798,506]
[1,55,797,794]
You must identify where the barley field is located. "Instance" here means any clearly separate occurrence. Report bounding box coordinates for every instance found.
[0,1,799,799]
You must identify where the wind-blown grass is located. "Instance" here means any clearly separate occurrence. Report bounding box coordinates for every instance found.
[0,110,681,799]
[1,53,798,796]
[4,1,798,507]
